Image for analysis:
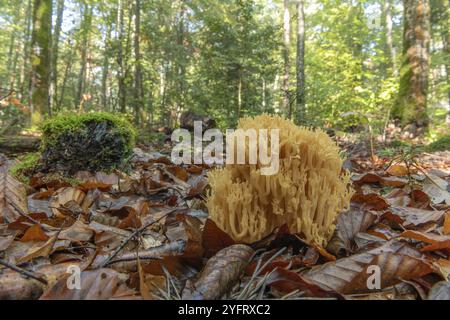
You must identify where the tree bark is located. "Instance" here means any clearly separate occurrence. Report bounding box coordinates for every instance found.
[133,0,144,125]
[295,0,306,124]
[393,0,431,127]
[117,0,127,113]
[18,0,33,100]
[49,0,65,112]
[75,2,93,109]
[283,0,291,116]
[29,0,52,123]
[383,0,397,76]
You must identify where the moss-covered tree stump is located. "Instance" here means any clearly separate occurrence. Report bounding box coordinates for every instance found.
[39,112,136,174]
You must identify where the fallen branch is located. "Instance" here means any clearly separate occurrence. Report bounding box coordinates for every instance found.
[98,208,179,268]
[0,259,48,285]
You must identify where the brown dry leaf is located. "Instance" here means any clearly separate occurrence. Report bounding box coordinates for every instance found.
[51,187,86,217]
[117,210,142,229]
[137,255,154,300]
[303,240,434,294]
[351,193,389,211]
[327,205,378,256]
[398,230,450,245]
[78,181,112,192]
[17,233,69,264]
[166,165,189,182]
[0,233,15,251]
[201,219,236,258]
[58,220,94,242]
[40,268,138,300]
[267,268,343,298]
[409,190,431,209]
[0,166,29,222]
[423,174,450,205]
[181,244,254,300]
[187,175,208,197]
[435,259,450,280]
[427,281,450,300]
[20,224,49,242]
[352,173,407,188]
[389,206,445,229]
[165,214,203,259]
[386,164,409,177]
[444,211,450,235]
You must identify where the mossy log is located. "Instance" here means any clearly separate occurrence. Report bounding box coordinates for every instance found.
[0,136,41,153]
[40,112,137,174]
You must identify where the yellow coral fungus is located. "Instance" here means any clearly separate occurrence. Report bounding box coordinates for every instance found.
[206,115,352,246]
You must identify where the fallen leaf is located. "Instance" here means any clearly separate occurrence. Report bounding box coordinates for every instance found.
[351,193,389,210]
[20,224,49,242]
[423,174,450,205]
[427,281,450,300]
[58,220,94,242]
[303,240,434,294]
[267,268,343,298]
[181,244,254,299]
[40,268,138,300]
[444,212,450,235]
[51,187,86,217]
[386,164,409,177]
[327,205,378,256]
[0,166,29,222]
[201,219,236,258]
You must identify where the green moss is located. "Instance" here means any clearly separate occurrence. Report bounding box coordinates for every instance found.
[9,153,41,183]
[39,112,137,173]
[41,112,136,152]
[426,134,450,152]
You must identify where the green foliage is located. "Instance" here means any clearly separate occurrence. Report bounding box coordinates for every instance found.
[426,134,450,152]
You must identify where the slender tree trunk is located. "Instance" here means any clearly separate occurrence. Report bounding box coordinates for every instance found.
[29,0,53,123]
[49,0,65,112]
[57,40,73,109]
[383,0,398,76]
[133,0,144,125]
[283,0,291,116]
[18,0,33,100]
[102,24,112,111]
[117,0,127,113]
[296,0,306,124]
[75,2,92,109]
[393,0,431,127]
[7,7,20,90]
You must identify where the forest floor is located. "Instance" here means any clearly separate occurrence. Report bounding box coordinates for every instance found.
[0,132,449,300]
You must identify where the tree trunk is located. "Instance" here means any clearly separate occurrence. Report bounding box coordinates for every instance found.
[49,0,65,112]
[117,0,127,113]
[102,24,112,111]
[393,0,430,127]
[383,0,397,76]
[282,0,291,116]
[133,0,144,125]
[295,0,306,124]
[18,0,33,100]
[29,0,52,123]
[75,2,93,109]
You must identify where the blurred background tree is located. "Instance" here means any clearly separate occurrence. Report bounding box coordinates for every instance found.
[0,0,448,139]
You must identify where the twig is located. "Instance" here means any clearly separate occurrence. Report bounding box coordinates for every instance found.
[98,209,178,268]
[0,259,48,285]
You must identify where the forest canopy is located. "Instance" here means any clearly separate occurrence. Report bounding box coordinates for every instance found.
[0,0,448,137]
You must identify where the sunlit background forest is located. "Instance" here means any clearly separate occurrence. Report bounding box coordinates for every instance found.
[0,0,448,141]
